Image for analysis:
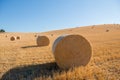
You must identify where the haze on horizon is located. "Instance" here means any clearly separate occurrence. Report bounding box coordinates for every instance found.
[0,0,120,32]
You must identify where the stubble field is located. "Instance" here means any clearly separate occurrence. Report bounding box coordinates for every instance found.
[0,24,120,80]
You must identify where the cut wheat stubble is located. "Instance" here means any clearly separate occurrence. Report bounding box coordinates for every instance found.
[36,36,50,46]
[52,34,92,69]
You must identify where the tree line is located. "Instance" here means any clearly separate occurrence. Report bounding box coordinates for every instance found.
[0,29,5,33]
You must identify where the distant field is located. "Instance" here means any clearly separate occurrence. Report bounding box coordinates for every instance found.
[0,24,120,80]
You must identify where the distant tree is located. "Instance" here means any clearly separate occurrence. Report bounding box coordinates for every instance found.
[0,29,5,33]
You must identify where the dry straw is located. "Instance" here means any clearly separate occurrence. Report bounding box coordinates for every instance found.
[36,36,50,46]
[52,34,92,69]
[10,36,16,41]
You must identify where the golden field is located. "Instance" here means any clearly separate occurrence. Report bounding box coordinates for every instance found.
[0,24,120,80]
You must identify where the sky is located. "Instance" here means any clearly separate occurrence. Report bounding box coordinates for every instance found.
[0,0,120,32]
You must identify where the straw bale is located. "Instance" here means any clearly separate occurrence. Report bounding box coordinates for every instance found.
[10,36,16,41]
[52,34,92,69]
[36,36,50,46]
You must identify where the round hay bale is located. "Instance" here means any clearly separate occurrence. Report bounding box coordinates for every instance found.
[51,34,53,36]
[52,34,92,69]
[36,36,50,46]
[10,36,16,41]
[91,26,94,29]
[34,34,37,37]
[106,29,109,32]
[5,35,7,37]
[16,36,20,40]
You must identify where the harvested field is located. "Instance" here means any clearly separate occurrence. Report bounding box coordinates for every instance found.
[0,24,120,80]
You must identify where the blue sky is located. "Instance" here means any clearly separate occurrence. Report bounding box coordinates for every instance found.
[0,0,120,32]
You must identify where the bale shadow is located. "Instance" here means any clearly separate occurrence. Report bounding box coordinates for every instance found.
[21,45,39,48]
[1,62,62,80]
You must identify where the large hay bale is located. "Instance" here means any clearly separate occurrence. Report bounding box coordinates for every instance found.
[10,36,16,41]
[16,36,20,40]
[36,36,50,46]
[52,34,92,69]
